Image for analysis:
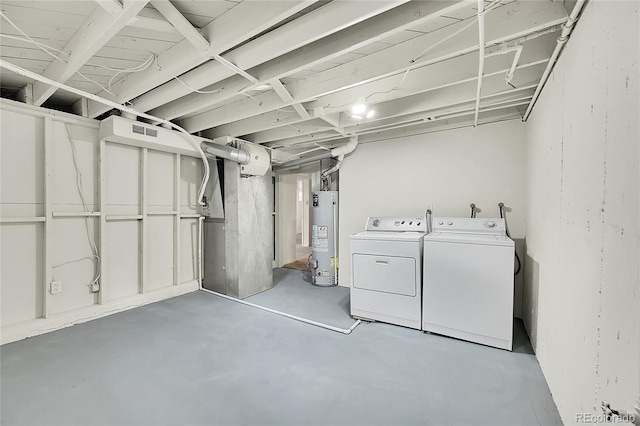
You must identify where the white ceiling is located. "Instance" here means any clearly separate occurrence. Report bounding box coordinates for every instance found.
[0,0,570,157]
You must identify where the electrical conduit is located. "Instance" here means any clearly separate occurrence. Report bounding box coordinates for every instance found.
[522,0,587,121]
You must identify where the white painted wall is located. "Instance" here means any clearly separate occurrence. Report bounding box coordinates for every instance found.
[0,100,202,343]
[275,173,297,266]
[339,120,527,316]
[524,1,639,422]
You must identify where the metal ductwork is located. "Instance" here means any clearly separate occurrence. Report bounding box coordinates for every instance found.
[201,138,271,177]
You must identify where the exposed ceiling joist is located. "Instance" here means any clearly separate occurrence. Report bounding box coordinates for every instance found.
[95,1,175,33]
[185,0,566,134]
[271,79,310,120]
[148,0,474,120]
[32,1,149,106]
[208,32,554,139]
[250,66,543,146]
[136,0,412,116]
[149,0,208,52]
[86,0,316,117]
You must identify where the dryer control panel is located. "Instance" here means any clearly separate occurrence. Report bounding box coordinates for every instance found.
[365,217,427,232]
[431,217,506,234]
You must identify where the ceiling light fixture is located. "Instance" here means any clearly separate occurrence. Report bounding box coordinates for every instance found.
[351,97,376,120]
[253,83,271,91]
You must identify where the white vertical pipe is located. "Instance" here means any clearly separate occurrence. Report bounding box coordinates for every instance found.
[98,139,107,304]
[198,216,204,286]
[140,147,148,294]
[174,154,181,285]
[43,117,53,319]
[473,0,485,127]
[522,0,587,121]
[332,197,338,286]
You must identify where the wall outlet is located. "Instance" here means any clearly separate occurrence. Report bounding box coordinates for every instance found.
[50,280,62,294]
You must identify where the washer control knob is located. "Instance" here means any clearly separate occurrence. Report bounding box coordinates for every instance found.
[372,219,380,227]
[447,221,453,225]
[417,222,421,226]
[485,221,496,228]
[409,221,412,225]
[438,221,444,225]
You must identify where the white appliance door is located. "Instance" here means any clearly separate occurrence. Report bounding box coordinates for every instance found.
[423,240,514,349]
[352,254,416,296]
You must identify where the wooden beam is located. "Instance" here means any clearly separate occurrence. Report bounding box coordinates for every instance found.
[94,0,122,16]
[271,79,310,119]
[246,66,543,145]
[147,0,468,120]
[138,0,410,116]
[150,0,209,52]
[95,1,177,33]
[87,1,316,117]
[33,1,149,106]
[200,31,555,138]
[182,1,566,133]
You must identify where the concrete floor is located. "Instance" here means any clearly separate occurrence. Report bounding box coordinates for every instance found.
[1,269,561,425]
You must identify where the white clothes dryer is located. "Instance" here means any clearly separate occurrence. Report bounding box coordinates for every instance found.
[350,217,427,330]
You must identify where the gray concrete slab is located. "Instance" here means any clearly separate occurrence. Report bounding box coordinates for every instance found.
[247,268,354,329]
[1,269,561,426]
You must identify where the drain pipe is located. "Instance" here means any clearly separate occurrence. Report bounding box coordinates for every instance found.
[200,288,362,334]
[275,136,358,171]
[522,0,587,121]
[485,44,523,86]
[473,0,486,127]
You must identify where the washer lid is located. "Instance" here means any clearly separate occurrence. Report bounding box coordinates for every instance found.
[350,231,427,242]
[423,232,514,247]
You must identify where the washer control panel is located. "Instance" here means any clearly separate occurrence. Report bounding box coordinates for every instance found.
[365,216,427,232]
[432,217,506,234]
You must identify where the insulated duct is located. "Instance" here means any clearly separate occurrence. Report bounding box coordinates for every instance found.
[201,141,250,164]
[201,139,270,176]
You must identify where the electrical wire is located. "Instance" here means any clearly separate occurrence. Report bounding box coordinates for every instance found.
[174,75,222,94]
[0,12,157,96]
[52,124,101,291]
[499,202,521,275]
[411,0,504,63]
[0,58,210,206]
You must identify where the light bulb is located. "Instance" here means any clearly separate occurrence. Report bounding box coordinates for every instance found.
[351,97,367,115]
[366,109,375,119]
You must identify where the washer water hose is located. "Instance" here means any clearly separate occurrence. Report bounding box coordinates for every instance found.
[498,202,521,275]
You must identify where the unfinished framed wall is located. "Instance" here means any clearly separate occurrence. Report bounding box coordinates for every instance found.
[0,99,202,344]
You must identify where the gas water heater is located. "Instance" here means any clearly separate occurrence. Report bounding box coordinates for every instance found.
[310,191,339,286]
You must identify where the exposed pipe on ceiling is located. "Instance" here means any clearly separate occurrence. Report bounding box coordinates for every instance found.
[485,44,523,86]
[274,136,358,171]
[522,0,588,121]
[473,0,486,127]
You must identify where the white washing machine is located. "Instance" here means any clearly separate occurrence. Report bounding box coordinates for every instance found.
[422,217,515,350]
[350,217,427,330]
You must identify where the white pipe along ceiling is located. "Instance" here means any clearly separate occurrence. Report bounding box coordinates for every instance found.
[0,0,582,162]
